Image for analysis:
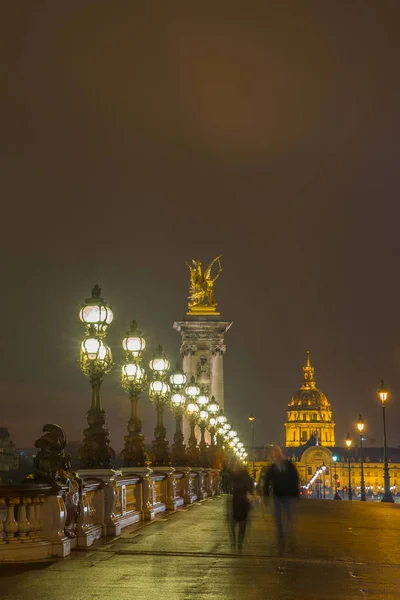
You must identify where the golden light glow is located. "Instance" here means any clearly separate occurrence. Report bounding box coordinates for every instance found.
[80,305,114,326]
[356,414,365,433]
[377,380,389,403]
[123,335,145,355]
[345,433,352,449]
[248,414,255,422]
[122,363,145,381]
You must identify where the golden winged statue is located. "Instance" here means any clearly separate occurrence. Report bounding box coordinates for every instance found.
[186,255,223,315]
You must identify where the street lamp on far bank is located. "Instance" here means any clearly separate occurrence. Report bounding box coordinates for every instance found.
[356,415,366,502]
[332,455,341,500]
[78,285,115,470]
[248,414,255,446]
[248,414,256,481]
[377,380,394,503]
[345,433,352,501]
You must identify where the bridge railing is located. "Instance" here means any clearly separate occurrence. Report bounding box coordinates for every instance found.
[0,467,220,562]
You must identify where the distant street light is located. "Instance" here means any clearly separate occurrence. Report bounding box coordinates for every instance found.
[321,462,327,499]
[248,414,256,481]
[345,433,353,501]
[356,414,366,502]
[332,455,341,500]
[377,380,394,503]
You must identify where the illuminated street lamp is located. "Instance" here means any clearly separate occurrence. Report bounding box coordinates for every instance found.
[120,321,148,467]
[197,408,209,467]
[208,398,220,445]
[356,414,366,502]
[78,286,115,469]
[332,455,341,500]
[185,377,200,466]
[169,364,187,466]
[196,388,210,466]
[345,433,352,501]
[148,345,171,466]
[321,463,327,499]
[377,380,394,503]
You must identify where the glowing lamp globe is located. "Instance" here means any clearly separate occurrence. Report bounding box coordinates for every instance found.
[228,430,237,439]
[81,338,109,361]
[197,390,209,407]
[149,345,170,377]
[149,380,170,398]
[122,321,146,357]
[171,392,186,408]
[79,285,113,335]
[377,380,389,404]
[185,377,200,399]
[223,423,231,432]
[186,402,199,415]
[208,399,219,415]
[209,417,217,427]
[217,411,227,425]
[170,364,187,389]
[122,363,146,388]
[199,409,209,421]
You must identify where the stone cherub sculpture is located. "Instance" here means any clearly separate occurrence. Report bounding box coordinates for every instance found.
[186,255,222,311]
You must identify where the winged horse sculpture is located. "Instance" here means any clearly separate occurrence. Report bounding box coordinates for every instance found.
[186,255,223,310]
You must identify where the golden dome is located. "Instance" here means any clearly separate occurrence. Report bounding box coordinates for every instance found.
[288,351,331,410]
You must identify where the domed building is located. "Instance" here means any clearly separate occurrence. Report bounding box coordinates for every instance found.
[285,351,335,447]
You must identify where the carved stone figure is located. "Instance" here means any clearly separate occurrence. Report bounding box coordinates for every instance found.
[29,424,83,539]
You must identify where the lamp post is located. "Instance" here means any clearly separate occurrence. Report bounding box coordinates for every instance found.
[169,364,187,466]
[356,414,366,502]
[345,433,352,501]
[332,455,341,500]
[197,388,210,467]
[120,321,148,467]
[321,462,327,499]
[78,285,115,469]
[248,413,256,481]
[185,377,200,467]
[207,398,220,468]
[148,345,171,466]
[377,380,394,503]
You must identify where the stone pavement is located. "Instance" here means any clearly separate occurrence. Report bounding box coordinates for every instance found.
[1,496,400,600]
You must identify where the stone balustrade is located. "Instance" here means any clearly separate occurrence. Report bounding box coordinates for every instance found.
[0,483,53,561]
[0,468,220,562]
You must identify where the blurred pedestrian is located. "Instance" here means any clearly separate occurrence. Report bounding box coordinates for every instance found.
[229,464,253,552]
[263,446,300,553]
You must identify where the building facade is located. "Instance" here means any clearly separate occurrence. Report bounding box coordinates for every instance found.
[250,353,400,498]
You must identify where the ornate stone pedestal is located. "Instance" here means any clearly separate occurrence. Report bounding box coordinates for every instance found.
[174,317,232,440]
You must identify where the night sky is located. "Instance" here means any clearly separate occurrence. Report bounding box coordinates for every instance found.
[2,2,400,451]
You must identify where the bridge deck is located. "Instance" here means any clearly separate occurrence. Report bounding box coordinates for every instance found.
[1,497,400,600]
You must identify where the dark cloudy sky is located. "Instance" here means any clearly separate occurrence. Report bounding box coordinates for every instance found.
[2,1,400,452]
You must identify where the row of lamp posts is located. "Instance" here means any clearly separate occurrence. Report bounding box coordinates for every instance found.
[315,381,394,503]
[343,380,393,503]
[78,286,249,470]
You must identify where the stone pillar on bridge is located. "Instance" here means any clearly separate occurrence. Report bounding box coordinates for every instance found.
[173,317,232,441]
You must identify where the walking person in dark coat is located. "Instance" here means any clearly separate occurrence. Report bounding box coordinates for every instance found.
[263,446,300,553]
[229,464,253,552]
